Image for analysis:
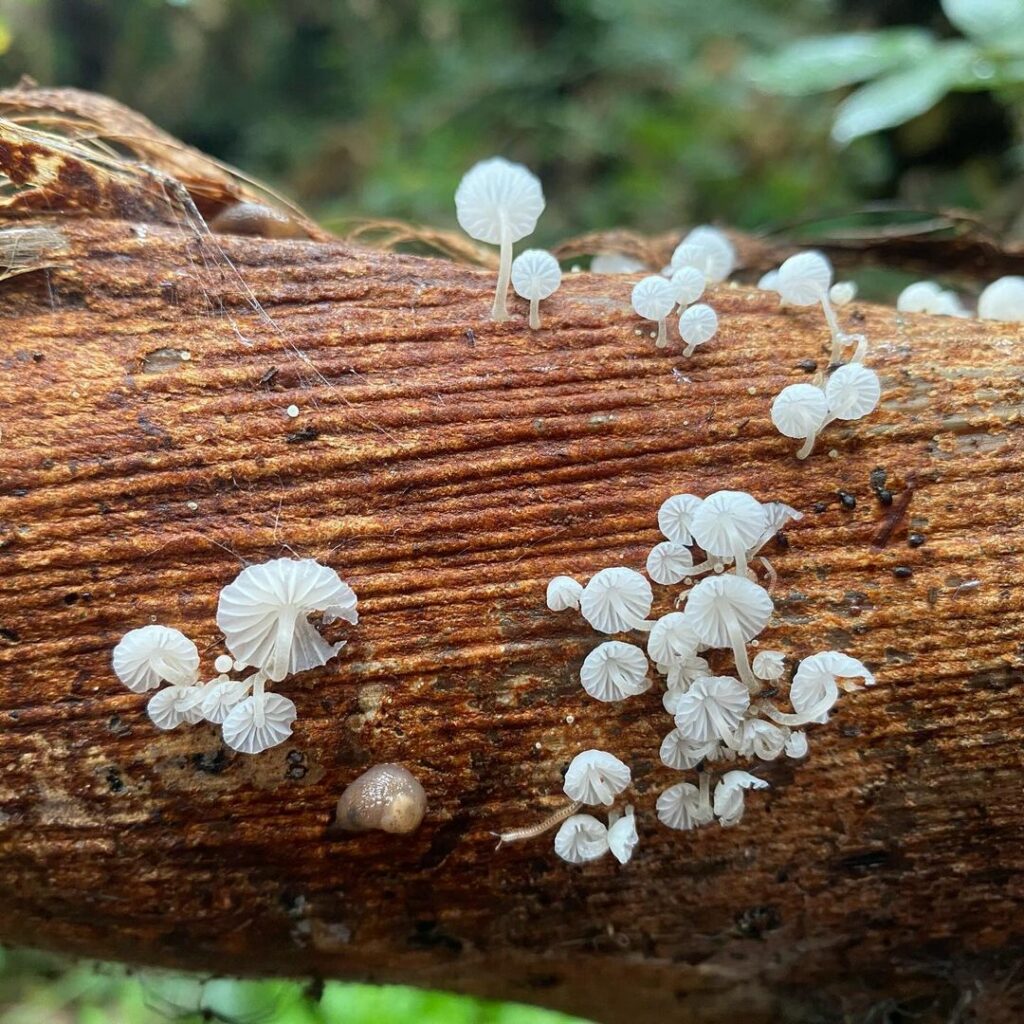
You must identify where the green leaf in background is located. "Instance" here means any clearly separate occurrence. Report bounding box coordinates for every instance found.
[0,18,11,55]
[941,0,1024,46]
[745,29,935,96]
[830,43,978,145]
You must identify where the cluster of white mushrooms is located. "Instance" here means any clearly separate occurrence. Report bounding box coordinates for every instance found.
[762,252,882,460]
[534,489,873,866]
[897,275,1024,323]
[111,557,358,754]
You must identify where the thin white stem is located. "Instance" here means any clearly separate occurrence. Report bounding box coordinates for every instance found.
[820,295,842,355]
[796,431,818,460]
[151,655,191,686]
[683,342,696,357]
[724,614,758,692]
[656,319,668,348]
[732,544,748,579]
[491,219,512,322]
[270,608,298,682]
[529,297,540,330]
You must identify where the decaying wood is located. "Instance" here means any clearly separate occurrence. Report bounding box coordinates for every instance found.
[1,89,1024,1024]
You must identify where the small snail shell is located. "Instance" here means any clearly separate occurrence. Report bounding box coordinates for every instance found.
[334,763,427,835]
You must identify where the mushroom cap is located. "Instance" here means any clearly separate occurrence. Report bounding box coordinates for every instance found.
[221,692,297,754]
[829,281,857,306]
[656,782,713,831]
[824,363,881,421]
[669,265,705,306]
[777,251,833,306]
[685,574,774,647]
[728,718,788,761]
[216,557,358,682]
[631,275,676,321]
[896,280,944,314]
[673,226,736,282]
[771,383,828,439]
[454,157,545,245]
[678,303,718,348]
[647,612,703,669]
[591,252,646,274]
[112,625,200,693]
[553,814,609,864]
[673,675,751,744]
[689,490,768,560]
[645,540,695,585]
[713,770,769,827]
[664,655,711,697]
[754,501,804,552]
[791,651,874,721]
[199,680,251,724]
[978,276,1024,322]
[752,649,786,682]
[657,492,703,545]
[659,730,725,770]
[563,749,631,806]
[579,641,650,702]
[511,248,562,301]
[607,805,639,864]
[546,575,583,612]
[146,685,205,730]
[758,269,780,292]
[785,731,809,759]
[579,566,653,634]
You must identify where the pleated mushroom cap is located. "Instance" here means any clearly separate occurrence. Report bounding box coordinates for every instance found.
[199,680,251,725]
[752,650,786,682]
[689,491,768,561]
[645,540,694,585]
[631,276,675,321]
[112,625,200,693]
[647,612,702,669]
[563,749,631,806]
[221,692,297,755]
[685,574,774,648]
[580,641,650,702]
[216,557,358,682]
[672,226,736,282]
[771,383,828,439]
[607,806,639,865]
[454,157,544,245]
[553,815,609,864]
[824,363,881,421]
[777,251,832,306]
[678,303,718,348]
[510,248,561,301]
[672,676,750,744]
[579,567,653,634]
[978,276,1024,322]
[656,782,712,831]
[546,575,583,612]
[669,265,705,306]
[713,770,769,827]
[657,493,703,545]
[146,685,205,730]
[790,651,874,722]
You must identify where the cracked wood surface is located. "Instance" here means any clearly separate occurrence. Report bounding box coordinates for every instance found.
[1,90,1024,1024]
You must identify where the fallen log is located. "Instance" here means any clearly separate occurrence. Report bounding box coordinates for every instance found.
[1,87,1023,1024]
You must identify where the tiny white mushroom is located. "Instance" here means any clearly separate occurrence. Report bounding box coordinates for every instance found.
[752,650,786,682]
[579,567,653,634]
[112,625,200,693]
[200,679,252,724]
[897,281,966,317]
[591,252,646,274]
[660,730,726,770]
[825,363,881,422]
[656,779,714,831]
[646,540,695,585]
[678,303,718,357]
[657,493,703,545]
[579,641,650,702]
[647,611,702,670]
[455,157,545,322]
[785,731,809,759]
[777,251,848,361]
[664,655,711,696]
[213,654,234,675]
[771,382,828,460]
[728,718,788,761]
[546,575,583,612]
[673,676,750,744]
[672,226,736,282]
[713,770,769,827]
[978,276,1024,322]
[685,574,774,690]
[563,749,631,806]
[146,685,205,730]
[607,805,639,865]
[758,269,780,292]
[829,281,857,306]
[221,690,297,755]
[766,651,873,726]
[669,265,705,309]
[510,248,562,329]
[631,275,676,348]
[553,814,609,864]
[216,557,358,683]
[689,490,768,578]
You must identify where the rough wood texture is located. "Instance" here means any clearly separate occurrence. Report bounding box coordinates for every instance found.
[2,90,1024,1024]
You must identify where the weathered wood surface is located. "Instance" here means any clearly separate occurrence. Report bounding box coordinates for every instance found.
[1,89,1024,1024]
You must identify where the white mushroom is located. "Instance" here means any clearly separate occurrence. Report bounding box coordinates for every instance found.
[672,226,736,282]
[579,567,653,634]
[771,382,829,460]
[659,730,728,770]
[553,814,610,864]
[829,281,857,306]
[752,650,786,682]
[758,269,780,292]
[112,625,200,693]
[678,303,718,357]
[647,611,702,670]
[685,574,774,690]
[646,541,695,585]
[689,490,767,578]
[713,770,769,827]
[978,276,1024,322]
[656,777,714,831]
[216,557,358,683]
[590,252,646,274]
[454,157,545,322]
[546,575,583,612]
[563,749,631,806]
[221,689,297,754]
[631,275,677,347]
[657,493,703,545]
[663,655,711,696]
[607,805,639,865]
[510,248,562,329]
[825,363,881,422]
[785,731,809,758]
[579,641,650,702]
[672,676,750,744]
[777,251,849,361]
[199,679,252,724]
[897,281,967,317]
[728,718,788,761]
[766,651,873,726]
[146,685,205,730]
[669,265,705,309]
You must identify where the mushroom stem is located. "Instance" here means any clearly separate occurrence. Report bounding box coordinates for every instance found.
[731,545,749,579]
[150,655,192,686]
[252,675,266,726]
[529,297,540,330]
[796,432,818,460]
[656,319,668,348]
[724,614,758,692]
[682,342,696,357]
[491,219,513,322]
[270,607,299,682]
[820,294,842,355]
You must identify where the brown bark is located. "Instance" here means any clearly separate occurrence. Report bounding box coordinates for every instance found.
[1,89,1024,1024]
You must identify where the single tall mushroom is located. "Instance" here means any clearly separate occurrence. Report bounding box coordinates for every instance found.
[455,157,545,322]
[771,382,829,460]
[111,625,200,692]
